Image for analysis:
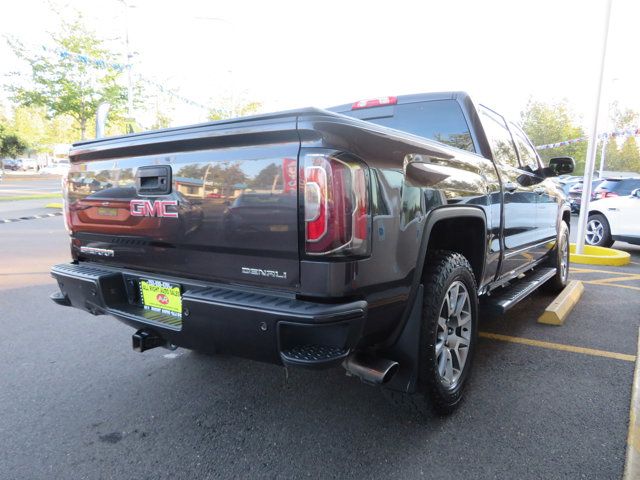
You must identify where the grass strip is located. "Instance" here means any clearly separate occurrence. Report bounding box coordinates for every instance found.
[0,194,62,202]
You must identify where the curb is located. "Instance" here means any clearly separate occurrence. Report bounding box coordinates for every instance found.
[0,211,63,224]
[45,202,63,209]
[624,328,640,479]
[538,280,584,326]
[570,243,631,266]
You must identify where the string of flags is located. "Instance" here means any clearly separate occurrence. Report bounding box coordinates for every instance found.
[43,45,129,71]
[42,46,209,111]
[137,77,209,111]
[535,127,640,150]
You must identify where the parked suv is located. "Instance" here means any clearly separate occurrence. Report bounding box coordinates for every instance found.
[592,178,640,200]
[586,188,640,247]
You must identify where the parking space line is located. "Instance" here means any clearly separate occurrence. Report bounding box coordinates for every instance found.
[624,328,640,479]
[582,281,640,292]
[479,332,636,362]
[589,274,640,284]
[572,267,636,276]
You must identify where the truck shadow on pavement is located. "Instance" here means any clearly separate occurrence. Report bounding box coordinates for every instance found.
[3,283,632,479]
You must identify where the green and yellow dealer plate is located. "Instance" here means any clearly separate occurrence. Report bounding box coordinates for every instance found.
[139,279,182,317]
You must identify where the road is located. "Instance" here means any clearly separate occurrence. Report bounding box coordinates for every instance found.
[1,194,639,478]
[0,174,62,198]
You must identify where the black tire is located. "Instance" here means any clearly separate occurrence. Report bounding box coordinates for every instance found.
[586,213,614,248]
[384,250,478,416]
[543,220,570,293]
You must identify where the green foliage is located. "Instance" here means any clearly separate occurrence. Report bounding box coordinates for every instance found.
[520,98,588,174]
[151,111,172,130]
[7,19,128,140]
[208,98,262,121]
[599,103,640,174]
[609,101,638,131]
[0,123,28,158]
[10,106,76,152]
[604,136,640,173]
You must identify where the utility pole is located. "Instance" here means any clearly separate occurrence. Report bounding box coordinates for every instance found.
[118,0,135,132]
[599,135,608,178]
[575,0,613,254]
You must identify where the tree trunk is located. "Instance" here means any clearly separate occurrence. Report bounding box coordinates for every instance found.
[80,117,87,140]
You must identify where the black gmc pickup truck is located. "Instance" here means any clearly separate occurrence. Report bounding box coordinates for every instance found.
[51,92,574,415]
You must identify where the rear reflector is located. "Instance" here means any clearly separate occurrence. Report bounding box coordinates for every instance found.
[303,153,370,256]
[351,96,397,110]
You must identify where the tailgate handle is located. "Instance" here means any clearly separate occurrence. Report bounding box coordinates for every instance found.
[135,165,172,195]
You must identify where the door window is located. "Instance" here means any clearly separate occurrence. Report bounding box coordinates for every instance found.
[479,107,519,169]
[510,124,540,171]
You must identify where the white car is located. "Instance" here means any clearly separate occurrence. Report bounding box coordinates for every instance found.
[40,160,70,176]
[586,188,640,247]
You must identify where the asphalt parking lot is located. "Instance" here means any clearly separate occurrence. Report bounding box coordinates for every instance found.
[1,208,639,479]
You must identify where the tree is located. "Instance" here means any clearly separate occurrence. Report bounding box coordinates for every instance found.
[151,110,172,130]
[208,96,262,121]
[0,124,28,158]
[610,101,638,131]
[520,98,588,174]
[600,103,640,174]
[10,105,77,152]
[249,162,280,189]
[7,19,128,140]
[617,137,640,173]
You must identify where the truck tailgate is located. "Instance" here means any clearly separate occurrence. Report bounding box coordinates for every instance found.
[66,116,301,288]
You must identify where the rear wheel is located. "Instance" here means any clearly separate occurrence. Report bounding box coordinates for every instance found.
[543,220,570,293]
[586,214,614,248]
[384,250,478,416]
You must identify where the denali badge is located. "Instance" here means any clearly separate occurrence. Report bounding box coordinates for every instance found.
[130,199,178,218]
[241,267,287,279]
[80,246,115,257]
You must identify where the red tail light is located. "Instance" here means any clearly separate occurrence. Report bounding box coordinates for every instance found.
[351,96,397,110]
[594,190,618,199]
[303,153,370,256]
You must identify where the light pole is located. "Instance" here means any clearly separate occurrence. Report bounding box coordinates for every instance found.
[575,0,613,254]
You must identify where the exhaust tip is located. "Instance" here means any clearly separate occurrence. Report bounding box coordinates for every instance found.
[382,362,400,384]
[343,354,399,386]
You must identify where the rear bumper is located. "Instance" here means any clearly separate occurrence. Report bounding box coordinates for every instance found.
[51,262,366,367]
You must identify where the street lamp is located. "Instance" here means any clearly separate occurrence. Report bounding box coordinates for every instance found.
[575,0,613,254]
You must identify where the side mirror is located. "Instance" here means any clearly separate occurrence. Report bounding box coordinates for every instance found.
[632,188,640,198]
[547,157,575,176]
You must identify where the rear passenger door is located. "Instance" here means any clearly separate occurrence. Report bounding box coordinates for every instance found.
[479,107,542,276]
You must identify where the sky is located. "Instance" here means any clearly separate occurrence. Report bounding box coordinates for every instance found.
[1,0,638,133]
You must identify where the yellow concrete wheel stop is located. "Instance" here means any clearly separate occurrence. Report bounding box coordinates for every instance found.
[538,280,584,326]
[569,243,630,266]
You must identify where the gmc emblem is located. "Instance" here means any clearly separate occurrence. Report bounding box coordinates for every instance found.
[130,199,178,218]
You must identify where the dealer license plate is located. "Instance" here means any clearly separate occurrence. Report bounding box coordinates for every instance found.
[139,279,182,317]
[97,207,118,217]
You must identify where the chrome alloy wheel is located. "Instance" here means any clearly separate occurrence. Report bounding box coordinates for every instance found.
[560,231,569,282]
[586,219,604,245]
[436,281,472,388]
